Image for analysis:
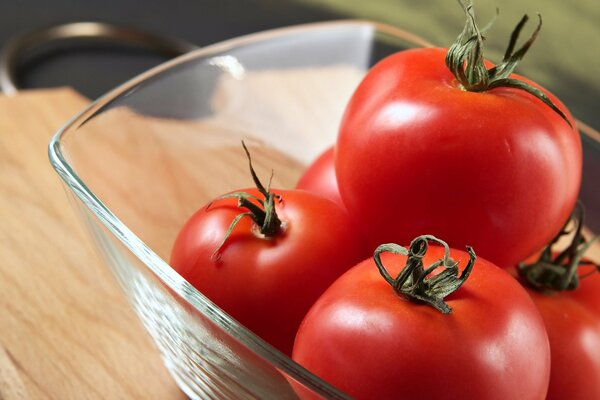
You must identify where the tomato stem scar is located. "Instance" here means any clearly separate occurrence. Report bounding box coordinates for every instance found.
[446,0,572,127]
[374,235,476,314]
[518,202,600,292]
[210,141,283,259]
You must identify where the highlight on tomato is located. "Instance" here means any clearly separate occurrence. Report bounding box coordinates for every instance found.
[170,142,367,355]
[518,203,600,400]
[292,234,551,400]
[334,0,582,268]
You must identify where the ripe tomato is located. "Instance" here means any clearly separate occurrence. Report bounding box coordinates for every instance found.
[523,282,600,400]
[335,10,581,267]
[517,206,600,399]
[293,237,550,400]
[296,146,344,210]
[170,186,367,356]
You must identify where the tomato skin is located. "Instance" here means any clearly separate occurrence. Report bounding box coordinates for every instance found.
[296,146,344,210]
[568,264,600,317]
[292,246,550,400]
[336,47,582,268]
[517,269,600,399]
[170,188,367,355]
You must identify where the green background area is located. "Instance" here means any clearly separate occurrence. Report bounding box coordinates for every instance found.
[291,0,599,129]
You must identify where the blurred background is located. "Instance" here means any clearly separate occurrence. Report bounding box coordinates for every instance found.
[0,0,597,128]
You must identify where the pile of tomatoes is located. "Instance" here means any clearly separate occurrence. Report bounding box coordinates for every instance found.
[171,3,599,399]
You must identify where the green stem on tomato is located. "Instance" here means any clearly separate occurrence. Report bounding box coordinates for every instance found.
[210,141,282,259]
[445,0,571,127]
[374,235,476,314]
[518,202,600,292]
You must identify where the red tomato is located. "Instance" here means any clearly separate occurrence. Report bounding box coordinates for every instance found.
[336,21,581,267]
[296,146,344,210]
[523,280,600,400]
[170,187,367,355]
[516,206,600,399]
[293,239,550,400]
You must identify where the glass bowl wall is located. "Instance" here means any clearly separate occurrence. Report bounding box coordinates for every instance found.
[48,21,433,399]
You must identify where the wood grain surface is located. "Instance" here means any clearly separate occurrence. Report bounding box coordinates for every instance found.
[0,88,184,400]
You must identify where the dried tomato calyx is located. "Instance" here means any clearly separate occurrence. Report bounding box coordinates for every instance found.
[445,0,571,127]
[210,141,282,259]
[518,203,600,292]
[374,235,476,314]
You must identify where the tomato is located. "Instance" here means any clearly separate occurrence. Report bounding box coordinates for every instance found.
[296,146,344,210]
[335,9,581,267]
[293,236,550,400]
[170,185,367,355]
[523,282,600,399]
[517,206,600,399]
[517,263,600,400]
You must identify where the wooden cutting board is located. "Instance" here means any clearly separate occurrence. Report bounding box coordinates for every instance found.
[0,88,185,400]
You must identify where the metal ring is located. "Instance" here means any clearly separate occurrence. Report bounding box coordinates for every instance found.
[0,21,199,94]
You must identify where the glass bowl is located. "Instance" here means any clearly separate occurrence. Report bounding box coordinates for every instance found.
[48,20,600,399]
[47,20,433,399]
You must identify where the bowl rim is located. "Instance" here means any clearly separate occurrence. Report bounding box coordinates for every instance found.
[47,19,434,398]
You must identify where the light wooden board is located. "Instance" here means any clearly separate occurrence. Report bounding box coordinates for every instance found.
[0,88,185,400]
